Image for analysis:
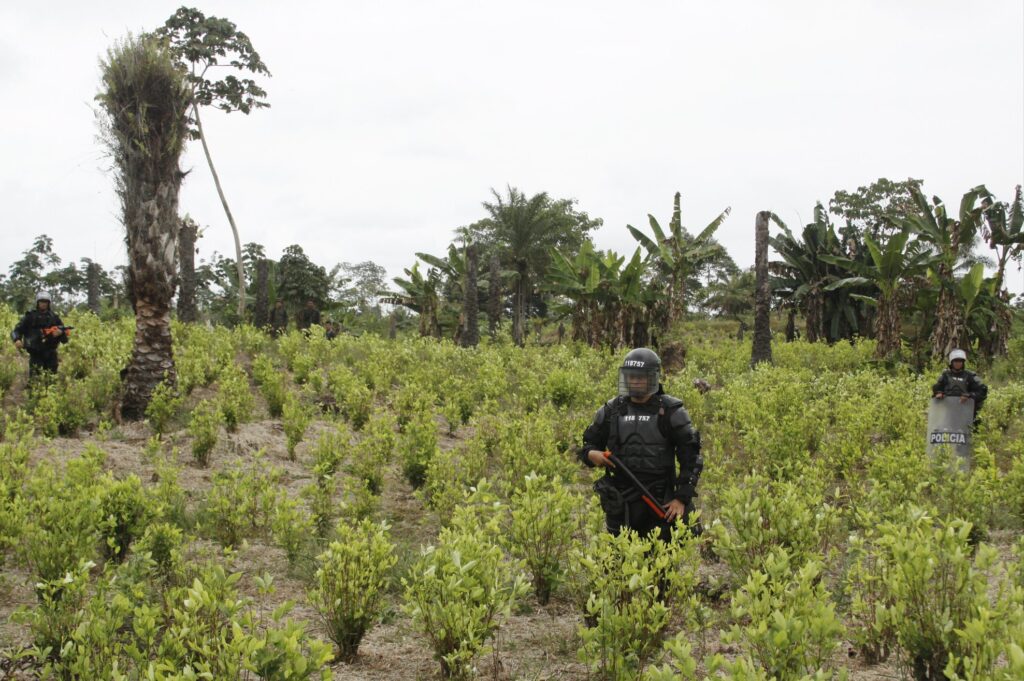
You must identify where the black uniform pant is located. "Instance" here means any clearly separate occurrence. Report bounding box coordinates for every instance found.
[603,482,693,542]
[28,352,59,380]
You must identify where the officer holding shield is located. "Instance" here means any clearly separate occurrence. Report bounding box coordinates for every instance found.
[932,349,987,428]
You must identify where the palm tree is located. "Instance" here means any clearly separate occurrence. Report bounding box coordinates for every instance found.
[97,35,191,420]
[627,192,731,325]
[702,268,755,320]
[481,187,558,345]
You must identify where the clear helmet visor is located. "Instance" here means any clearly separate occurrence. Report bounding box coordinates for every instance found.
[618,368,659,398]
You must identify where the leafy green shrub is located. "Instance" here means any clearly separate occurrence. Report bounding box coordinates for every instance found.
[328,365,372,430]
[303,478,337,539]
[400,411,439,489]
[200,461,283,548]
[349,409,396,493]
[716,549,844,678]
[545,365,589,409]
[272,498,315,567]
[641,633,700,681]
[309,519,396,661]
[339,476,379,521]
[393,381,435,431]
[507,473,586,604]
[860,508,1024,680]
[421,439,487,522]
[0,357,17,397]
[134,521,184,581]
[145,378,182,436]
[575,527,700,680]
[96,474,152,562]
[217,364,254,432]
[403,520,528,680]
[311,427,348,483]
[843,522,897,663]
[157,567,334,679]
[14,559,94,662]
[253,354,287,417]
[20,463,103,583]
[188,399,220,467]
[709,472,837,583]
[30,379,91,437]
[283,392,312,460]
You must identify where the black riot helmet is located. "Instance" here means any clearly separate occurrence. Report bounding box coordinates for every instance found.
[618,347,662,398]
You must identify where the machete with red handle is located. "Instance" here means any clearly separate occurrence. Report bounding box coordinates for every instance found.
[602,450,667,520]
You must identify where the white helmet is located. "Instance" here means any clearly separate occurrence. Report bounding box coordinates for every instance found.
[35,290,52,304]
[949,349,967,363]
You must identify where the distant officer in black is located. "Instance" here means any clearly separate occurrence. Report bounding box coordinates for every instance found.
[11,291,69,380]
[932,348,988,428]
[297,299,321,332]
[579,348,703,540]
[269,300,288,337]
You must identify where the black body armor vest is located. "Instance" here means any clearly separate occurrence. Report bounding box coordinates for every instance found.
[608,396,676,476]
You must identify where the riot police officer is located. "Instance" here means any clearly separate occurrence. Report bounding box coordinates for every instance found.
[11,291,69,380]
[579,348,703,540]
[932,349,987,428]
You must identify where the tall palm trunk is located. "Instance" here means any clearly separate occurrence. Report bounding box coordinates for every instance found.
[751,212,773,365]
[86,261,102,314]
[462,244,480,347]
[99,37,190,420]
[488,255,501,337]
[253,259,270,328]
[177,217,198,322]
[512,262,527,346]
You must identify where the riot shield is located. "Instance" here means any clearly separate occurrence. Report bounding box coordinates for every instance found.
[926,396,974,469]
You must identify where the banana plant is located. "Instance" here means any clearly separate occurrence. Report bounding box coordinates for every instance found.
[821,229,933,358]
[627,192,731,324]
[381,262,442,338]
[768,205,863,343]
[546,244,651,348]
[898,185,992,358]
[981,185,1024,295]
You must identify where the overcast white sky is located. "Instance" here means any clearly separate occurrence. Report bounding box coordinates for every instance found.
[2,1,1022,294]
